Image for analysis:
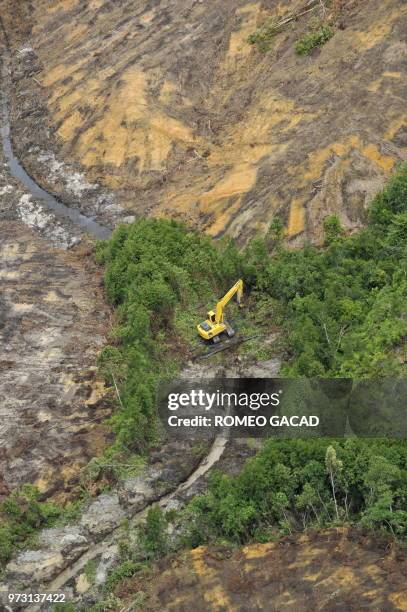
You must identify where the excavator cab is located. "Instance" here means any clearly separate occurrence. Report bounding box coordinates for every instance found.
[197,280,243,343]
[207,310,216,323]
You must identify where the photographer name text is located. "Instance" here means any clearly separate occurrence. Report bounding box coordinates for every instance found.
[168,415,320,428]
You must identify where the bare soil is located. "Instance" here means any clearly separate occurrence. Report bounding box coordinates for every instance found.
[1,0,406,243]
[115,527,407,611]
[0,220,113,499]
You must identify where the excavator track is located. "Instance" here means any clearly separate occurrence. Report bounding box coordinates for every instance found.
[193,334,261,360]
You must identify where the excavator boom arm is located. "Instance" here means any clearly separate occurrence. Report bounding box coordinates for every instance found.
[215,279,243,323]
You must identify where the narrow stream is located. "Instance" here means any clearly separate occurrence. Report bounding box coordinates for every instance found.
[29,434,229,608]
[0,37,230,605]
[1,64,112,240]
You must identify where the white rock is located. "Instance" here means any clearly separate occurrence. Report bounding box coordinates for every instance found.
[7,550,64,583]
[121,215,136,224]
[95,545,119,586]
[80,494,126,536]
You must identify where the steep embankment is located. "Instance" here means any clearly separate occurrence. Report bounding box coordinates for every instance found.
[1,0,406,242]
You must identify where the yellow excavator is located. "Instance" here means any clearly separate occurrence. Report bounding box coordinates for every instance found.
[197,279,244,343]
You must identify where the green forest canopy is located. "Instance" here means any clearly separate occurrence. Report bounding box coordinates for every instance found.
[96,164,407,452]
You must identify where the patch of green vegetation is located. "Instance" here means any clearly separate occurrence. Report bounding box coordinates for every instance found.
[191,441,210,459]
[247,10,299,54]
[322,214,344,245]
[102,560,147,595]
[138,506,170,560]
[0,485,84,570]
[84,558,98,585]
[53,604,77,612]
[88,589,147,612]
[249,165,407,377]
[237,291,284,361]
[182,438,407,545]
[99,505,171,600]
[95,219,244,454]
[88,593,124,612]
[96,166,407,460]
[247,20,279,53]
[295,23,334,55]
[81,452,145,491]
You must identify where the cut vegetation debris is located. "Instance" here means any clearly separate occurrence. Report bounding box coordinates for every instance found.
[248,0,336,53]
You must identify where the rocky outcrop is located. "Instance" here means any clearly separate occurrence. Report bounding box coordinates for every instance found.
[80,494,126,537]
[118,471,158,509]
[0,437,221,610]
[6,526,88,584]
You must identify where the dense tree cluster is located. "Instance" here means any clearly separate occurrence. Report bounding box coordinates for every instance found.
[183,439,407,544]
[246,165,407,377]
[95,219,242,452]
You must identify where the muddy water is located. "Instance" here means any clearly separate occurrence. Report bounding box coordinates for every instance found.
[0,66,111,240]
[0,33,231,598]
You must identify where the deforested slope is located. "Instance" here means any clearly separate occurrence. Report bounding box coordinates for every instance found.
[1,0,406,242]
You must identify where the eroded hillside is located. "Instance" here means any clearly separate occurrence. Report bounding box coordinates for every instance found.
[112,528,407,611]
[2,0,406,242]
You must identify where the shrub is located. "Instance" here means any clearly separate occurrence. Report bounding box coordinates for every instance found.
[267,216,285,247]
[323,214,344,245]
[248,28,275,53]
[103,560,145,593]
[247,18,283,52]
[138,506,169,560]
[0,485,79,569]
[295,24,334,55]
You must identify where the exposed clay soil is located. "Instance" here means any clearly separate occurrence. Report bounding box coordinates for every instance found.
[0,36,119,503]
[115,527,407,611]
[1,0,406,243]
[0,220,114,499]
